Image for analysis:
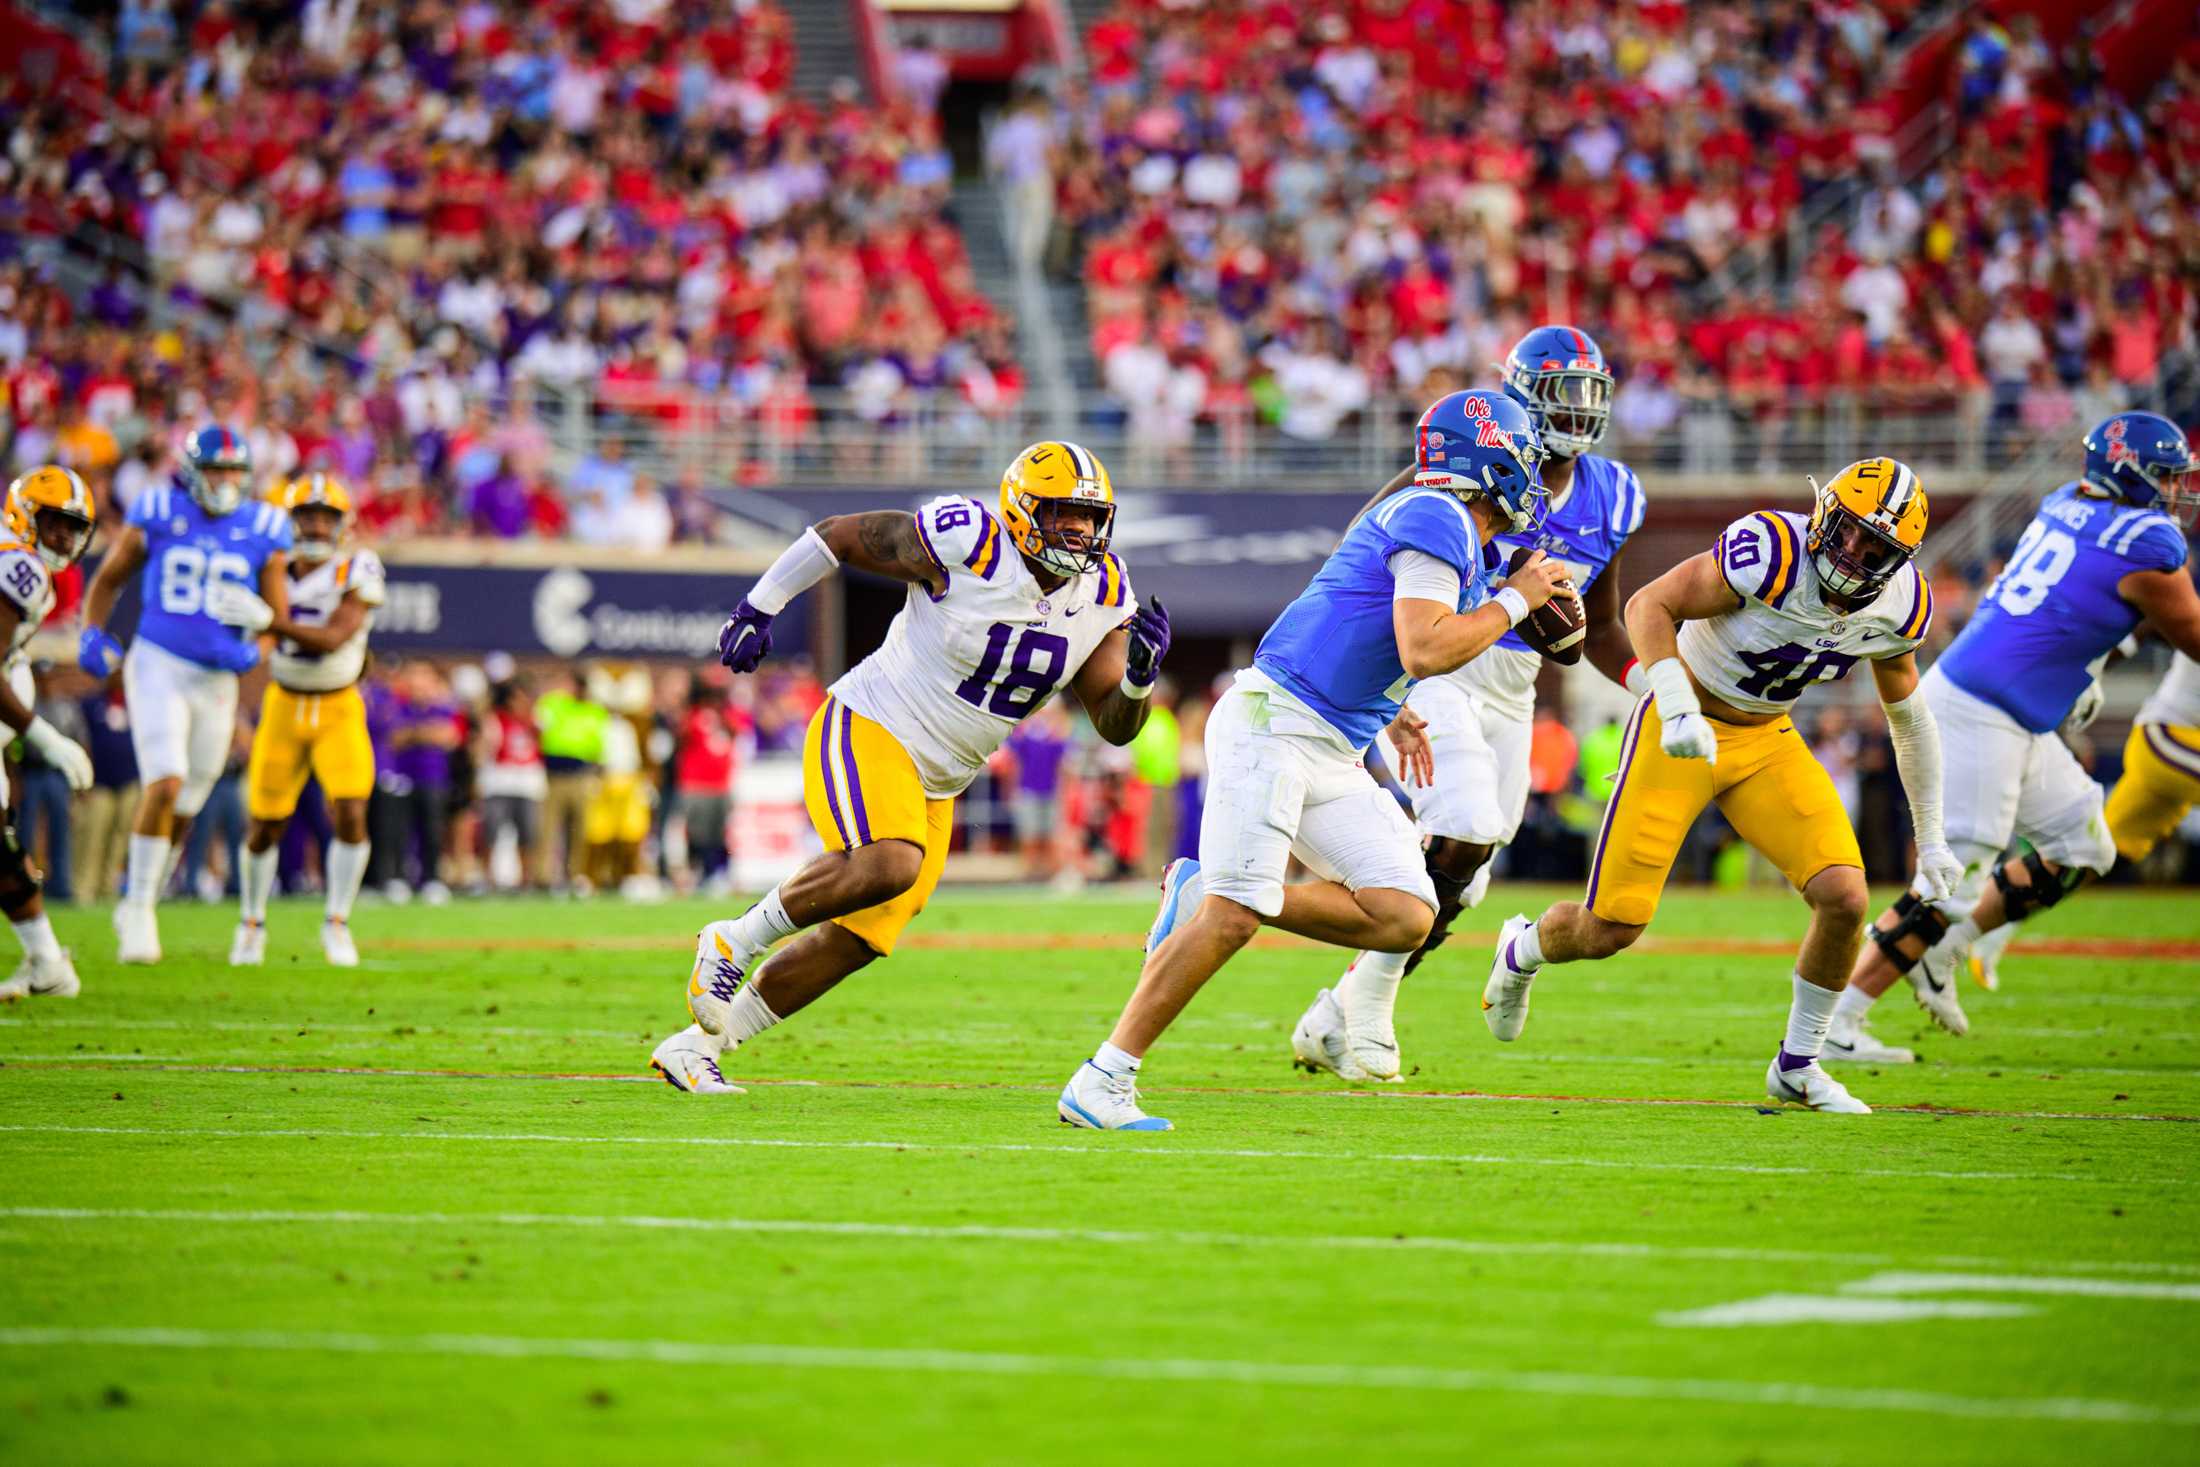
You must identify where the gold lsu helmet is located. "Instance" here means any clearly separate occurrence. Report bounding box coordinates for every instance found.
[4,465,97,572]
[999,440,1115,577]
[1806,456,1927,601]
[276,472,354,562]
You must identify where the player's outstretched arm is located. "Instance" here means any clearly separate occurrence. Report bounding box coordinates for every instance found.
[1623,551,1739,764]
[1070,599,1170,746]
[718,514,933,673]
[818,513,947,595]
[2120,567,2200,662]
[1392,552,1569,679]
[1870,651,1961,900]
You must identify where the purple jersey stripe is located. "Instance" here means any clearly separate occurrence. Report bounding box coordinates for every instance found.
[913,509,952,601]
[816,697,852,848]
[1583,696,1650,910]
[2149,724,2200,782]
[838,698,873,845]
[965,512,1000,577]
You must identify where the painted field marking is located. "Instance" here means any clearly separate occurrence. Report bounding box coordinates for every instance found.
[2,1122,2192,1190]
[1659,1296,2036,1327]
[0,1325,2192,1426]
[6,1205,2196,1281]
[1844,1272,2200,1303]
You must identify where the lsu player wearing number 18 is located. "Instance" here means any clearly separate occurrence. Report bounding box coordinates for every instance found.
[79,426,292,964]
[0,469,99,1004]
[646,442,1168,1094]
[1829,412,2200,1059]
[1487,458,1961,1114]
[222,475,384,969]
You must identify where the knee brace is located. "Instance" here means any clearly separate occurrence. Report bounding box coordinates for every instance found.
[1868,889,1947,974]
[1993,850,2084,921]
[1401,862,1473,978]
[0,824,42,916]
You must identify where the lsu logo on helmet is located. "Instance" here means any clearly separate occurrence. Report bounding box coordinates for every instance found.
[1806,457,1927,601]
[4,465,97,571]
[998,441,1115,577]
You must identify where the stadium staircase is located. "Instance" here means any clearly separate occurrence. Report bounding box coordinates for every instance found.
[786,0,873,100]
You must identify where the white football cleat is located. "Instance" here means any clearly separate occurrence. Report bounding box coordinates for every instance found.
[685,920,753,1036]
[1483,914,1539,1042]
[229,920,267,967]
[1461,863,1492,910]
[320,917,360,968]
[1968,921,2016,991]
[1766,1056,1871,1113]
[1290,986,1400,1082]
[1822,1018,1915,1065]
[1058,1060,1172,1131]
[1146,857,1202,957]
[117,903,161,965]
[1908,943,1971,1036]
[1,949,80,1002]
[650,1027,743,1095]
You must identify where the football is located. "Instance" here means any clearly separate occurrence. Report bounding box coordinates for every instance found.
[1507,546,1586,664]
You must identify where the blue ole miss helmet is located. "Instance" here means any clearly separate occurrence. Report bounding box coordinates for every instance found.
[1502,324,1614,459]
[180,424,253,517]
[1412,389,1546,532]
[2082,411,2199,526]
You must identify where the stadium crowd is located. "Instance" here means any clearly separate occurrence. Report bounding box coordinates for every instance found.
[1035,2,2198,459]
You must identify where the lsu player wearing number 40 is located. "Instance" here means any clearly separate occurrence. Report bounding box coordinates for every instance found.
[647,442,1168,1094]
[1486,458,1958,1115]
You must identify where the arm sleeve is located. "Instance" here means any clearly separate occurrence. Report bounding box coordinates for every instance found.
[1387,548,1464,606]
[1881,687,1945,847]
[746,525,841,614]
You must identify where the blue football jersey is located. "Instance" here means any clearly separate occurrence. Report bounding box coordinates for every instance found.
[127,480,294,673]
[1255,487,1502,749]
[1489,452,1644,656]
[1936,483,2189,733]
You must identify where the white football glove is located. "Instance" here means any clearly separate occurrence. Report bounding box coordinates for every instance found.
[1912,840,1964,904]
[1658,710,1720,764]
[207,582,275,632]
[2059,677,2104,738]
[24,717,93,792]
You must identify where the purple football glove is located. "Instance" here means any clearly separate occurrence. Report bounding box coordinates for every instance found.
[718,599,774,672]
[1124,597,1170,688]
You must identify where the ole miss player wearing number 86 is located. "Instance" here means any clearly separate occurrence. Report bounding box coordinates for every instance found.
[648,441,1166,1094]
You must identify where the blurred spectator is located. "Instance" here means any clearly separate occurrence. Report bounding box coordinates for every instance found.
[384,663,462,901]
[535,669,607,891]
[670,676,738,892]
[74,678,139,904]
[1005,701,1074,883]
[477,679,548,891]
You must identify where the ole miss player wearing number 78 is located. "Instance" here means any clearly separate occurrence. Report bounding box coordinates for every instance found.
[647,441,1168,1094]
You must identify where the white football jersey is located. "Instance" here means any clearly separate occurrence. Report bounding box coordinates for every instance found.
[1677,510,1932,716]
[2137,651,2200,728]
[0,541,55,671]
[830,495,1137,797]
[270,547,385,692]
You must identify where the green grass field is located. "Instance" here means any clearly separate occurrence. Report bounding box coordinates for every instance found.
[2,883,2196,1465]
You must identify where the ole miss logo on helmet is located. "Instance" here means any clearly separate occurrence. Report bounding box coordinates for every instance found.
[1475,421,1515,451]
[2104,416,2138,467]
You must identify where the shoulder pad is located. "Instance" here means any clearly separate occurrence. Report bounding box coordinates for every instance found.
[0,544,51,616]
[913,496,1003,584]
[1091,552,1132,612]
[1892,565,1933,645]
[1714,511,1805,608]
[1368,488,1480,573]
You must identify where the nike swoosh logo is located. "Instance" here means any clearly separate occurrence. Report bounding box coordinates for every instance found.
[1923,974,1947,993]
[1065,605,1082,617]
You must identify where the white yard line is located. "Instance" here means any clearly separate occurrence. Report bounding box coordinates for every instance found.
[7,1205,2198,1279]
[0,1325,2189,1425]
[1844,1271,2200,1302]
[1659,1295,2037,1328]
[1,1122,2190,1189]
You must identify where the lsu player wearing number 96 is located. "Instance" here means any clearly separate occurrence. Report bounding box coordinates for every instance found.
[0,468,99,1004]
[646,442,1168,1094]
[79,426,292,964]
[1486,457,1956,1115]
[1830,412,2200,1059]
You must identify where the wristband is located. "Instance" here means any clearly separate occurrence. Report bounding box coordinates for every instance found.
[1493,587,1530,628]
[1119,675,1155,701]
[1644,657,1701,721]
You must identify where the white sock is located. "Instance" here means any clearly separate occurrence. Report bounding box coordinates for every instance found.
[240,846,279,924]
[1336,950,1406,1032]
[725,885,800,959]
[325,839,371,922]
[1943,914,1985,952]
[722,985,781,1047]
[1511,917,1546,972]
[1093,1040,1141,1075]
[12,914,60,961]
[126,835,172,910]
[1972,919,2019,963]
[162,840,185,891]
[1782,974,1841,1066]
[1831,984,1876,1031]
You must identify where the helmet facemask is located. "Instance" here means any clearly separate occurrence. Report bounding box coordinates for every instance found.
[30,506,95,572]
[1810,508,1910,601]
[1025,497,1114,577]
[186,461,248,517]
[1519,365,1612,458]
[291,503,345,564]
[2146,461,2200,529]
